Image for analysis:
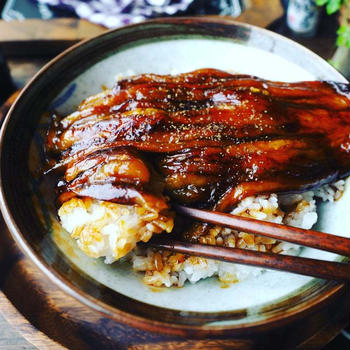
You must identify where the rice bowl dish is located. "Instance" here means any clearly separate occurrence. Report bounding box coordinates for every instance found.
[2,21,350,340]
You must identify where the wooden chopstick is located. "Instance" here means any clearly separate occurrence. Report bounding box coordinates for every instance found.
[142,205,350,281]
[175,205,350,257]
[146,238,350,281]
[144,237,350,281]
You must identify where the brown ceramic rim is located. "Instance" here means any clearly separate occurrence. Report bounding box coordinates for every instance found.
[0,17,348,337]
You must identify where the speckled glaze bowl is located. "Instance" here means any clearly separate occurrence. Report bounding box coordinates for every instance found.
[0,17,349,341]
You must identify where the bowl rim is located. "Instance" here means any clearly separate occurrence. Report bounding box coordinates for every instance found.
[0,16,347,337]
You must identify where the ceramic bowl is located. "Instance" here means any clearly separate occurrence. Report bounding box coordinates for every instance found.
[0,17,349,337]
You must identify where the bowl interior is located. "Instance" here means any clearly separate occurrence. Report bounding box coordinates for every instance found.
[1,19,348,330]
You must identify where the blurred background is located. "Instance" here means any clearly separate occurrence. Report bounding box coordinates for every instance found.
[0,0,349,104]
[0,1,349,349]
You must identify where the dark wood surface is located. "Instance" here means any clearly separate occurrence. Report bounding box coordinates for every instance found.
[0,292,66,350]
[0,18,105,57]
[0,2,348,349]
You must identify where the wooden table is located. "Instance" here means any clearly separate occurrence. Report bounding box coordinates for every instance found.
[0,2,348,349]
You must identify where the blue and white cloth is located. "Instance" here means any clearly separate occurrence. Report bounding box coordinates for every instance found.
[33,0,194,27]
[30,0,243,28]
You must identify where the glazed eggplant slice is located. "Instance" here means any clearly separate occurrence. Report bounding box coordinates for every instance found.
[47,69,350,245]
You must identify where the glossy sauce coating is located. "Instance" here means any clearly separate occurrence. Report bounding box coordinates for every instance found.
[47,69,350,240]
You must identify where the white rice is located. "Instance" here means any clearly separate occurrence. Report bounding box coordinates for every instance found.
[130,182,345,287]
[58,197,173,263]
[313,179,345,202]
